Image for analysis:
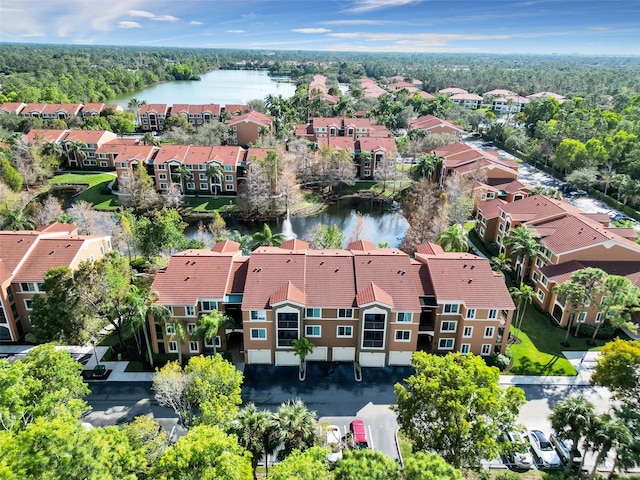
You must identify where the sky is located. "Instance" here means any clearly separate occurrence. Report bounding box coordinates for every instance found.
[1,0,639,55]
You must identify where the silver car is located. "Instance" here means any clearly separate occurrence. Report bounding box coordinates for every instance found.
[528,430,563,469]
[549,433,583,466]
[504,431,533,470]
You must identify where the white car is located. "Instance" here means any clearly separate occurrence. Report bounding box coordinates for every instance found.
[549,433,583,466]
[527,430,563,469]
[324,424,343,463]
[504,431,533,470]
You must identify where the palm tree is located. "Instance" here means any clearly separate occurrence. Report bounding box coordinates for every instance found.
[42,141,64,161]
[127,98,146,119]
[571,267,607,336]
[230,403,282,480]
[549,394,596,472]
[258,125,270,143]
[509,283,535,336]
[195,310,234,355]
[252,223,285,249]
[586,413,633,480]
[554,280,588,346]
[276,399,318,460]
[491,252,513,278]
[0,207,35,231]
[291,338,315,379]
[205,162,224,197]
[65,139,86,167]
[591,275,640,343]
[231,230,255,254]
[172,165,193,193]
[503,226,539,285]
[435,225,468,252]
[413,153,438,180]
[141,132,159,146]
[169,322,186,365]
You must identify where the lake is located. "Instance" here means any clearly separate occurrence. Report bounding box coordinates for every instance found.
[189,198,410,249]
[110,69,296,108]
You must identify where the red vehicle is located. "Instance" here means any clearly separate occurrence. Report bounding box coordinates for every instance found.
[349,419,369,449]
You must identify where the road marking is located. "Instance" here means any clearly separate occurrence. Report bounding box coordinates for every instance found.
[368,424,375,450]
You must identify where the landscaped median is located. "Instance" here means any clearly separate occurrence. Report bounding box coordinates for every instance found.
[49,172,119,211]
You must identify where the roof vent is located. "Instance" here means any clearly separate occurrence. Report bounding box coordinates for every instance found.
[185,276,190,281]
[66,244,71,248]
[49,251,55,255]
[470,265,475,269]
[335,268,339,273]
[468,279,472,283]
[320,261,324,265]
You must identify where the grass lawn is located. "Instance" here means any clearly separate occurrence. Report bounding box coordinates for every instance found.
[182,196,237,212]
[507,304,608,376]
[50,172,119,211]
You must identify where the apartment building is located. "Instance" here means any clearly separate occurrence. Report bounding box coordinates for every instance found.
[226,111,274,147]
[0,223,111,342]
[139,104,169,132]
[148,239,514,366]
[408,115,465,139]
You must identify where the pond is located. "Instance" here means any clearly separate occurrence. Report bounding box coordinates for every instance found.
[188,198,409,249]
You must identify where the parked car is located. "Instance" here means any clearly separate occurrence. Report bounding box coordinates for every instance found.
[349,419,369,449]
[503,431,533,470]
[324,424,343,463]
[527,430,563,469]
[549,433,583,466]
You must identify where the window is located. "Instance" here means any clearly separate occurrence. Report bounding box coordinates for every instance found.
[541,275,549,286]
[200,300,217,312]
[466,309,476,319]
[20,282,36,292]
[226,185,234,191]
[461,344,471,354]
[205,335,221,348]
[488,309,497,319]
[168,341,178,353]
[584,298,590,307]
[186,182,195,190]
[481,344,491,356]
[159,183,168,190]
[277,311,299,347]
[338,308,353,318]
[250,328,267,340]
[362,312,385,348]
[305,325,321,337]
[119,162,128,168]
[100,161,107,167]
[200,183,208,190]
[537,289,545,302]
[189,341,199,353]
[199,173,207,180]
[185,306,195,317]
[305,308,321,319]
[165,323,176,335]
[498,224,504,232]
[484,326,495,338]
[443,304,459,314]
[577,312,587,323]
[187,323,196,335]
[157,164,166,170]
[364,170,371,177]
[225,175,233,182]
[250,310,266,321]
[397,312,412,323]
[463,326,473,338]
[487,192,495,199]
[595,312,604,323]
[224,165,233,171]
[441,321,457,332]
[395,330,411,342]
[496,235,502,245]
[24,299,33,310]
[601,296,608,306]
[439,338,454,350]
[337,326,353,338]
[532,272,539,282]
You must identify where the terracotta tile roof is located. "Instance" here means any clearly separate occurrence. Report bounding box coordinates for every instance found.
[24,129,68,144]
[139,104,169,114]
[223,104,249,115]
[409,115,464,132]
[415,243,445,255]
[368,125,393,138]
[493,95,530,105]
[293,124,314,137]
[304,251,356,307]
[270,280,306,306]
[499,194,568,222]
[0,232,40,274]
[414,91,436,100]
[312,117,343,129]
[228,258,248,294]
[317,137,355,151]
[424,256,515,309]
[280,239,309,250]
[21,104,47,115]
[0,259,11,283]
[155,144,190,163]
[246,148,276,162]
[226,111,273,126]
[450,93,484,101]
[111,145,157,162]
[36,222,77,235]
[582,213,611,225]
[356,281,394,307]
[348,240,377,251]
[483,178,531,193]
[358,137,397,153]
[13,238,86,281]
[541,260,640,288]
[0,102,26,114]
[212,240,241,253]
[150,249,240,305]
[170,104,189,115]
[484,89,517,97]
[477,198,508,219]
[80,103,105,115]
[439,88,469,95]
[62,130,117,144]
[411,260,434,296]
[606,227,637,241]
[41,104,82,115]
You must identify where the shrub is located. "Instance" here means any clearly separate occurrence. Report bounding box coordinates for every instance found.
[493,354,510,371]
[578,322,617,340]
[494,472,521,480]
[0,157,23,191]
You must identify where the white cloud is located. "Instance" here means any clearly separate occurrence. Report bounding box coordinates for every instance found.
[292,28,331,34]
[226,30,245,34]
[327,31,511,45]
[321,19,388,25]
[128,10,178,22]
[119,21,141,29]
[344,0,423,13]
[190,21,203,25]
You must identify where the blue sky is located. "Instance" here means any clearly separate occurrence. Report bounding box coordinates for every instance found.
[1,0,639,55]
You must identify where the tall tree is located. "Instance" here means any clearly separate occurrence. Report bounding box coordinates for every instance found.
[591,339,640,408]
[590,275,640,343]
[435,224,468,252]
[554,280,588,346]
[195,310,234,355]
[570,267,607,336]
[509,283,535,335]
[306,224,344,249]
[393,352,525,469]
[549,394,596,471]
[276,399,318,460]
[0,206,34,230]
[205,162,224,196]
[503,226,539,285]
[172,164,193,193]
[404,452,465,480]
[268,446,333,480]
[251,223,285,248]
[65,139,86,167]
[333,449,402,480]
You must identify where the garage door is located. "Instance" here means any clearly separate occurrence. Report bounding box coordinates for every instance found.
[332,347,355,362]
[359,352,386,367]
[388,351,412,366]
[275,351,299,366]
[306,346,328,361]
[247,349,271,364]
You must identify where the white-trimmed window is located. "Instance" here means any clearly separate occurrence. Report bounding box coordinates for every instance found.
[250,328,267,340]
[200,183,208,190]
[595,312,604,323]
[577,312,587,323]
[185,306,195,317]
[584,298,590,307]
[277,308,299,348]
[395,330,411,342]
[461,343,471,354]
[488,309,498,319]
[537,289,545,302]
[496,235,502,245]
[466,309,476,319]
[189,341,199,353]
[168,341,178,353]
[600,296,608,306]
[441,321,457,332]
[463,326,473,338]
[443,304,459,314]
[484,326,495,338]
[157,164,166,170]
[225,175,233,182]
[439,338,454,350]
[533,272,539,282]
[305,325,321,337]
[338,308,354,319]
[397,312,412,323]
[200,300,217,312]
[24,299,33,311]
[305,308,321,319]
[226,184,234,191]
[186,182,195,190]
[250,310,266,321]
[20,282,37,292]
[224,165,233,171]
[536,258,544,268]
[362,310,386,349]
[337,325,353,338]
[187,323,196,335]
[481,344,491,356]
[499,224,504,232]
[205,335,221,348]
[199,173,207,180]
[541,275,549,286]
[165,323,176,335]
[159,183,168,190]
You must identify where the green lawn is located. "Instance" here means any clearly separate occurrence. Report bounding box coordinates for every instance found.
[507,304,607,376]
[182,196,237,212]
[50,172,119,211]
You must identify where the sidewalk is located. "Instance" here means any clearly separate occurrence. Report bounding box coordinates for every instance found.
[499,350,598,386]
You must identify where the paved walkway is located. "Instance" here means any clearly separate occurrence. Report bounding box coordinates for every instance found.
[0,343,602,386]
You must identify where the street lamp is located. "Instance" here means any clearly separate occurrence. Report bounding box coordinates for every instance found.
[91,337,101,370]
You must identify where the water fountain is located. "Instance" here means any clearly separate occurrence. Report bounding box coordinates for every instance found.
[281,209,297,240]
